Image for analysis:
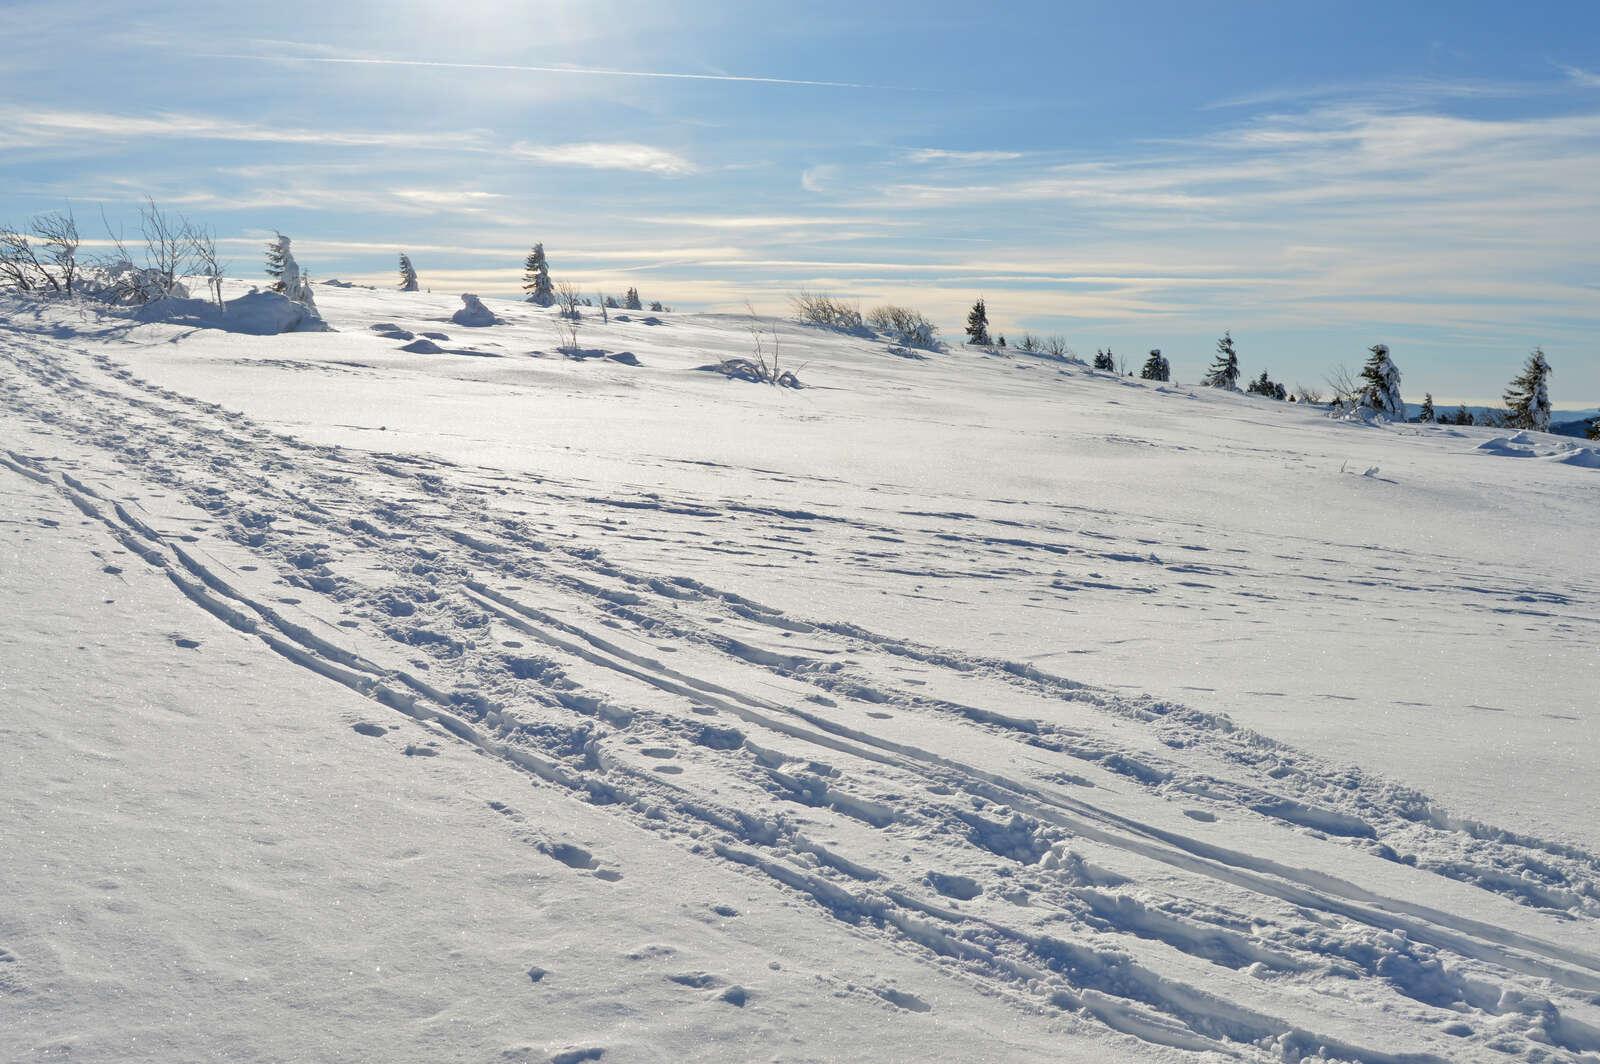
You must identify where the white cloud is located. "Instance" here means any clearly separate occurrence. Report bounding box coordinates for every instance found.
[508,141,695,175]
[801,164,839,192]
[905,148,1025,164]
[0,106,695,176]
[1563,65,1600,89]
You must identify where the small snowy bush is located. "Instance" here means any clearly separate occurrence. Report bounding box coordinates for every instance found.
[791,290,864,332]
[866,305,939,350]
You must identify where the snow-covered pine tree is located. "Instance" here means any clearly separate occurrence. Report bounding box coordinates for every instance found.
[522,243,554,306]
[965,299,990,346]
[1356,343,1404,419]
[603,295,620,309]
[398,253,419,292]
[1588,417,1600,441]
[1139,349,1170,381]
[1093,348,1115,371]
[1419,393,1435,422]
[997,335,1007,348]
[1203,331,1240,389]
[1503,347,1552,431]
[1455,403,1474,426]
[624,286,642,310]
[264,232,289,293]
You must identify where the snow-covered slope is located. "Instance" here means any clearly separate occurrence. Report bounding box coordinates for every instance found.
[3,285,1598,1063]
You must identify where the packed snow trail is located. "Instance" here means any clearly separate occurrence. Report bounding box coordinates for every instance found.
[4,297,1600,1061]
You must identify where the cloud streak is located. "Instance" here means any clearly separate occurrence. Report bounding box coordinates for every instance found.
[0,106,694,175]
[195,50,916,92]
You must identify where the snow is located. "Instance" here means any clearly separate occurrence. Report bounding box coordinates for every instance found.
[129,289,331,335]
[451,292,503,327]
[3,283,1600,1063]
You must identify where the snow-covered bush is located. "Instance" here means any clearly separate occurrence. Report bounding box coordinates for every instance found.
[792,290,864,333]
[866,304,939,350]
[451,293,502,327]
[263,233,319,316]
[1140,349,1171,382]
[398,253,419,292]
[522,243,554,306]
[1246,369,1286,400]
[130,290,328,335]
[81,261,191,305]
[1356,344,1404,419]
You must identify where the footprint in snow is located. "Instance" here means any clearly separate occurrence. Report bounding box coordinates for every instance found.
[352,722,387,737]
[173,636,200,649]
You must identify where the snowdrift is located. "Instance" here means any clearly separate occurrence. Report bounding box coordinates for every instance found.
[130,290,330,335]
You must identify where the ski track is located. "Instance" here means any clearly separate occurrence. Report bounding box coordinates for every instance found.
[5,322,1600,1063]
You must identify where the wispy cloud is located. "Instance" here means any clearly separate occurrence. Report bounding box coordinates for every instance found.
[1562,64,1600,89]
[906,148,1025,164]
[509,141,695,175]
[195,50,915,92]
[0,106,695,175]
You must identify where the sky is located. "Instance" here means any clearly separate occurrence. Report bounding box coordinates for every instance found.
[3,0,1598,404]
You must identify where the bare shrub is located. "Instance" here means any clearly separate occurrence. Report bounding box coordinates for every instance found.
[706,304,801,387]
[189,223,227,307]
[791,289,863,332]
[865,304,939,350]
[1325,364,1359,406]
[555,281,583,320]
[1,211,80,295]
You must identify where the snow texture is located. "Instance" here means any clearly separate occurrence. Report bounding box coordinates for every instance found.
[2,283,1599,1064]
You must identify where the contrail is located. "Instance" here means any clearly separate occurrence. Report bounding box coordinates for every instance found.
[197,52,918,91]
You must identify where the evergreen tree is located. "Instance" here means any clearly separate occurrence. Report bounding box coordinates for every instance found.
[398,252,419,292]
[1588,418,1600,442]
[1093,348,1116,371]
[1356,343,1405,418]
[1454,403,1474,426]
[1203,331,1240,389]
[1139,349,1170,381]
[522,243,554,306]
[997,334,1006,348]
[1419,393,1435,423]
[264,231,289,293]
[965,299,990,346]
[624,286,642,310]
[1503,347,1553,431]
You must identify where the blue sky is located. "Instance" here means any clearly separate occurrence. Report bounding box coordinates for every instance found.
[3,0,1598,403]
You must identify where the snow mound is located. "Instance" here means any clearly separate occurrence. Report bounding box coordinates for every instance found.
[1550,446,1600,468]
[1477,433,1600,468]
[450,294,502,327]
[131,291,329,335]
[398,338,445,354]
